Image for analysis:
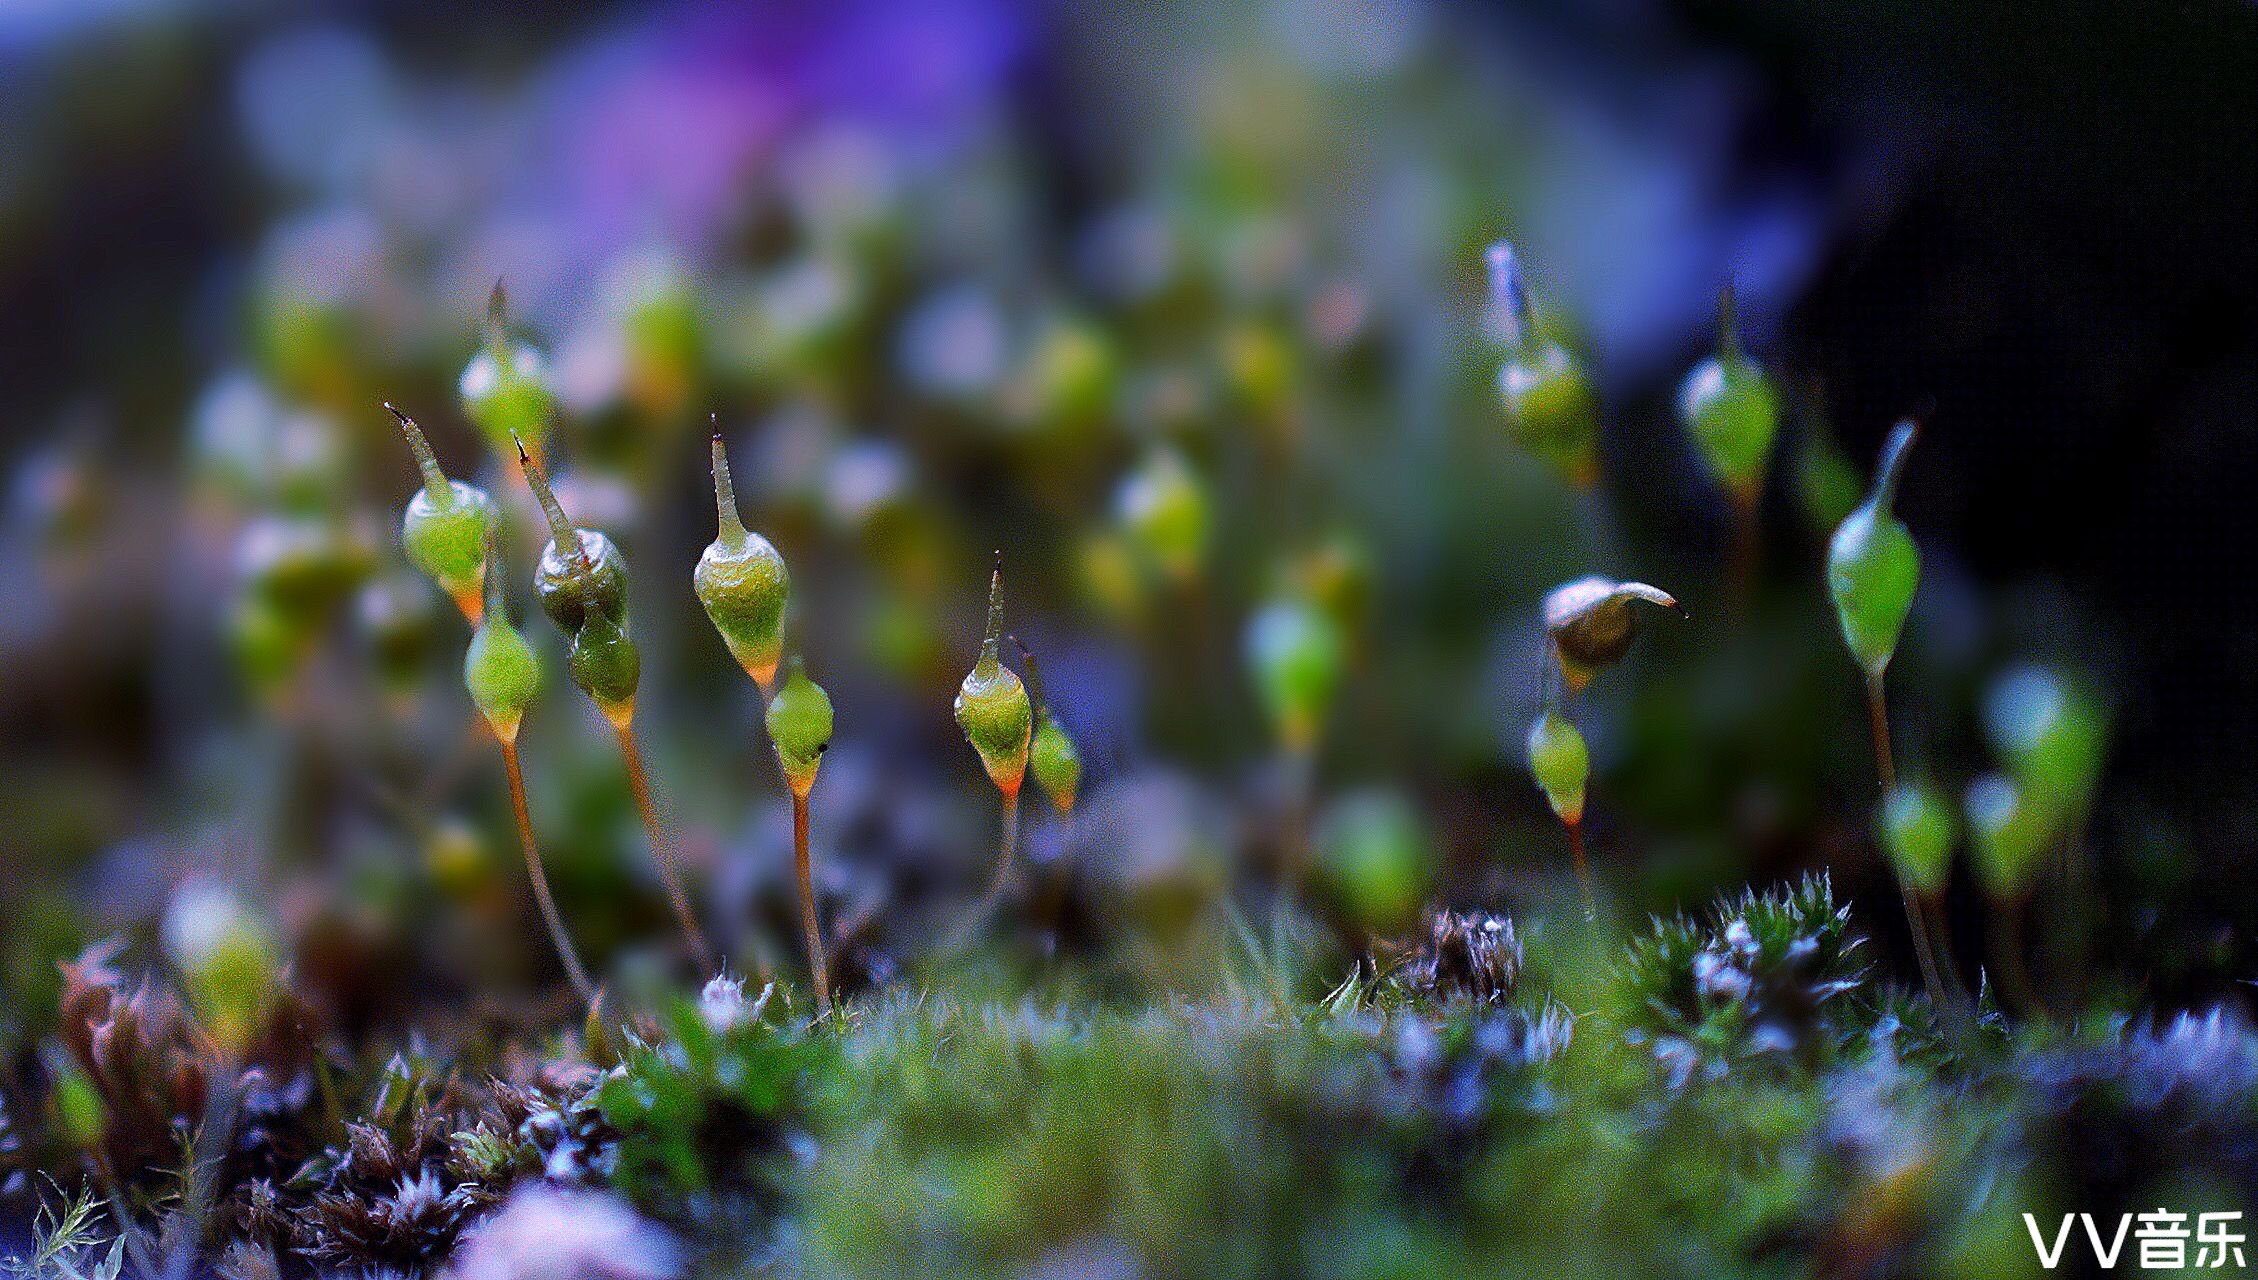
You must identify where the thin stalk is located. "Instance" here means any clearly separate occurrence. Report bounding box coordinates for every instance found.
[500,737,596,1003]
[944,787,1021,955]
[1279,741,1316,894]
[612,717,716,973]
[1992,896,2048,1022]
[1865,674,1897,793]
[1867,672,1974,1037]
[793,790,830,1015]
[1726,484,1759,617]
[1567,818,1596,923]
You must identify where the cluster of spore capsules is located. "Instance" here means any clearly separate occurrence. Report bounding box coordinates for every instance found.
[392,290,1083,1012]
[376,245,2105,1022]
[1491,240,2105,1023]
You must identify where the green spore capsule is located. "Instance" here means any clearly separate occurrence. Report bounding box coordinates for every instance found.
[1314,789,1434,936]
[1982,665,2108,824]
[1014,636,1082,816]
[1526,710,1589,825]
[695,432,791,692]
[459,282,555,461]
[1115,448,1208,584]
[1245,594,1345,754]
[1879,779,1956,897]
[1487,242,1599,488]
[1541,576,1682,692]
[1827,420,1921,680]
[162,880,281,1058]
[388,403,499,623]
[463,534,542,743]
[1677,284,1781,498]
[954,558,1033,796]
[1965,772,2049,901]
[568,607,643,728]
[519,442,628,635]
[765,656,835,798]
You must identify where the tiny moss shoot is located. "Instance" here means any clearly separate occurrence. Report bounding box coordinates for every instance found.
[516,439,714,975]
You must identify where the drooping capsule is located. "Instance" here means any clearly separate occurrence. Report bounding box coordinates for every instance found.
[954,559,1033,796]
[463,532,542,744]
[459,282,555,461]
[389,403,500,623]
[765,656,835,799]
[1486,242,1599,488]
[1826,421,1921,680]
[694,432,791,692]
[1677,283,1781,499]
[1014,636,1082,816]
[1525,710,1589,826]
[1115,448,1208,584]
[1245,594,1345,754]
[1878,779,1956,897]
[1541,576,1681,692]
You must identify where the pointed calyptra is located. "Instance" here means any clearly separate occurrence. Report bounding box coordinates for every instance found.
[1826,421,1921,680]
[519,441,628,635]
[1014,636,1082,816]
[1115,448,1208,584]
[1542,576,1682,692]
[695,432,791,692]
[1486,242,1599,488]
[463,531,542,743]
[954,559,1032,796]
[1677,283,1781,499]
[1878,778,1956,897]
[460,282,555,461]
[765,656,834,798]
[1526,710,1589,825]
[389,403,499,623]
[1245,594,1345,754]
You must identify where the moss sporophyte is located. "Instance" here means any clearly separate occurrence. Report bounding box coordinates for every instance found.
[956,557,1033,910]
[516,439,714,975]
[387,403,499,624]
[1678,284,1781,604]
[459,281,555,464]
[1485,241,1599,490]
[766,655,835,1013]
[696,432,791,695]
[460,525,594,1003]
[1825,420,1970,1034]
[1541,576,1680,694]
[1525,708,1593,918]
[1014,636,1082,818]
